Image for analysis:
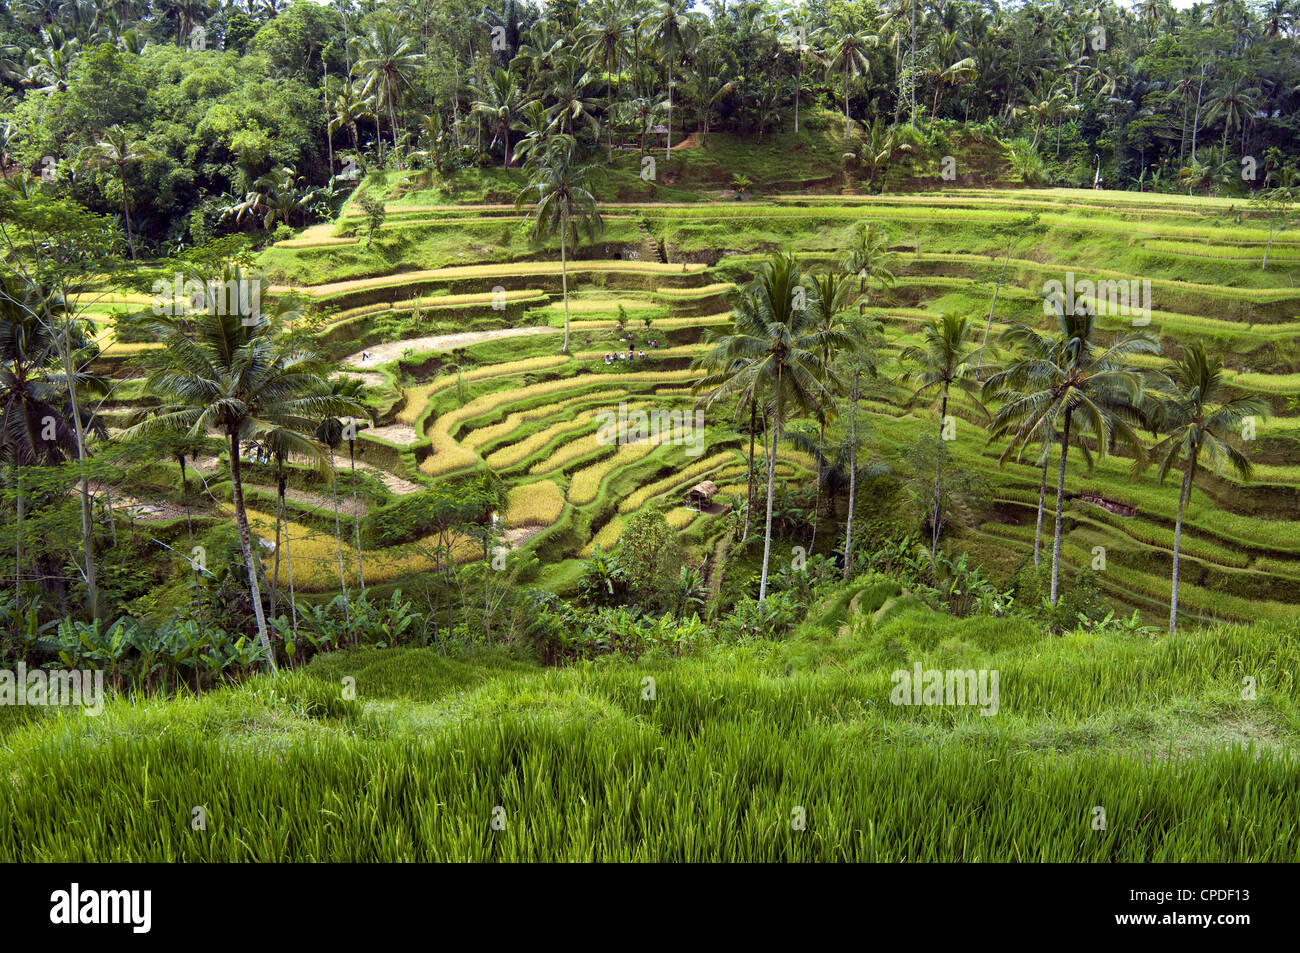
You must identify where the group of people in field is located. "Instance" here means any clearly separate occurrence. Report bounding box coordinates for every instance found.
[602,338,659,364]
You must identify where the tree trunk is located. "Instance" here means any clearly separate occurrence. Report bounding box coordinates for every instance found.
[328,446,351,622]
[1169,461,1194,634]
[1049,406,1073,607]
[14,469,23,610]
[1034,449,1049,568]
[743,400,757,543]
[230,432,276,671]
[271,472,286,617]
[666,60,672,161]
[844,60,851,138]
[1190,63,1205,161]
[349,438,365,593]
[931,390,948,555]
[758,410,781,604]
[62,313,98,618]
[843,370,859,580]
[560,221,570,354]
[120,172,136,261]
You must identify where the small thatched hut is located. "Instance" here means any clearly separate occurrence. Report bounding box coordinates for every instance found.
[684,480,718,510]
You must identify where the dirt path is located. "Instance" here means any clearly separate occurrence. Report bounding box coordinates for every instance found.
[364,422,421,445]
[342,325,558,367]
[245,484,368,518]
[355,460,423,495]
[503,525,545,548]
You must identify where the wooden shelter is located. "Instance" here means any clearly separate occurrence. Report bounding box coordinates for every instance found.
[684,480,718,510]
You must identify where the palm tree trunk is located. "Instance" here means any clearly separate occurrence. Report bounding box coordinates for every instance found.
[843,370,859,580]
[14,469,23,610]
[844,60,851,138]
[666,59,672,161]
[1034,449,1048,568]
[349,437,365,593]
[743,399,756,543]
[328,447,351,619]
[931,391,948,554]
[284,508,298,641]
[758,410,780,604]
[560,221,571,354]
[271,472,285,617]
[1049,406,1072,607]
[389,83,401,165]
[794,55,800,133]
[120,170,136,261]
[1170,461,1193,633]
[230,432,276,671]
[62,313,98,618]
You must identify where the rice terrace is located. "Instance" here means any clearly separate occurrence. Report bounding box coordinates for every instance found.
[0,0,1298,879]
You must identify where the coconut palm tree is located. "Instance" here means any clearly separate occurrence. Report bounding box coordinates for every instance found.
[650,0,695,160]
[841,221,897,300]
[317,376,369,597]
[470,68,523,166]
[516,136,603,355]
[78,124,157,260]
[988,305,1158,607]
[822,16,877,138]
[1140,344,1266,632]
[328,73,373,154]
[1205,76,1261,155]
[700,253,849,602]
[125,292,362,670]
[899,312,988,556]
[0,273,85,605]
[356,22,425,165]
[803,270,858,547]
[313,413,352,612]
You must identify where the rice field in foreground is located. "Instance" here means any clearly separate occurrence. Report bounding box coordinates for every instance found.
[1,585,1296,861]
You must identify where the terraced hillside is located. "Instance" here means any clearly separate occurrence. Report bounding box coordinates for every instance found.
[92,185,1300,624]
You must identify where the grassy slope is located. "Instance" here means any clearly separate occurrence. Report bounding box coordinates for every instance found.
[2,581,1296,861]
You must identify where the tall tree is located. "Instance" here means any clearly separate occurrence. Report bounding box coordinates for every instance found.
[78,124,157,261]
[126,293,361,670]
[1141,344,1265,632]
[900,312,987,556]
[516,136,603,355]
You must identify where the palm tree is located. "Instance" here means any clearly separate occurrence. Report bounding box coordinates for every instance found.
[1206,77,1261,155]
[470,68,523,166]
[356,22,425,164]
[838,314,881,579]
[317,376,369,597]
[988,306,1158,607]
[0,273,84,604]
[328,73,373,154]
[841,221,897,300]
[699,253,849,602]
[125,293,361,670]
[78,124,157,260]
[313,413,352,612]
[804,270,858,547]
[579,1,633,157]
[516,137,603,355]
[694,318,764,544]
[900,312,987,556]
[650,0,694,160]
[822,16,877,138]
[1141,344,1266,632]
